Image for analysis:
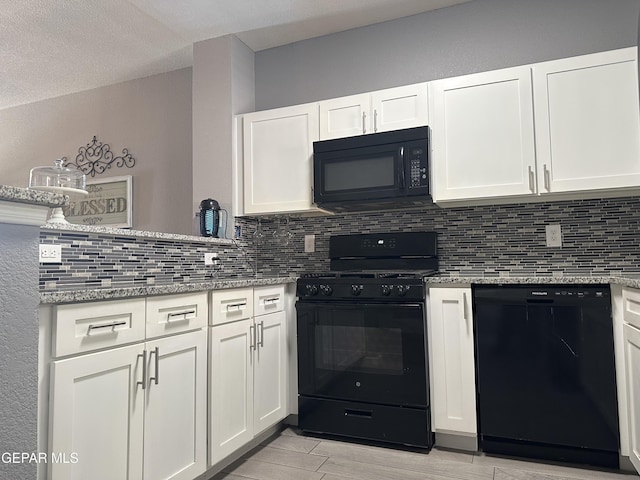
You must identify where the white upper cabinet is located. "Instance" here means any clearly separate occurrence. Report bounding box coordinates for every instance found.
[430,47,640,205]
[319,83,428,140]
[429,66,536,202]
[242,103,320,215]
[319,93,371,139]
[533,47,640,194]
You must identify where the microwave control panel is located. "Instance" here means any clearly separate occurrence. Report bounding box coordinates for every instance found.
[407,143,428,189]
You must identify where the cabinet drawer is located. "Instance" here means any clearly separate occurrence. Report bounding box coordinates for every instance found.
[53,298,146,357]
[254,285,285,317]
[622,287,640,330]
[146,292,207,339]
[211,288,254,325]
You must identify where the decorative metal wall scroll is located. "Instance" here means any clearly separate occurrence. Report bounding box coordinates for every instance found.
[63,136,136,177]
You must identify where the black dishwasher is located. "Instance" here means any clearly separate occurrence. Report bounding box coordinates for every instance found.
[473,285,619,468]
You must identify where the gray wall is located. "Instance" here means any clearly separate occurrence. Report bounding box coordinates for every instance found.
[0,68,193,235]
[255,0,640,110]
[192,35,255,238]
[0,223,39,480]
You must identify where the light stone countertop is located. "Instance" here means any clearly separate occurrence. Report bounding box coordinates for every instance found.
[424,274,640,289]
[40,273,640,304]
[40,276,296,304]
[0,184,67,207]
[41,222,236,244]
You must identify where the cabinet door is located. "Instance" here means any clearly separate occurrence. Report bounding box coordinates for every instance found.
[253,310,287,434]
[624,323,640,474]
[319,93,370,139]
[533,48,640,194]
[49,344,144,480]
[209,319,254,465]
[428,287,477,435]
[243,103,319,215]
[144,330,207,480]
[429,66,536,202]
[371,83,428,133]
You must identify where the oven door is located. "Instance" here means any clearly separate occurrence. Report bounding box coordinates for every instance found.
[296,300,428,407]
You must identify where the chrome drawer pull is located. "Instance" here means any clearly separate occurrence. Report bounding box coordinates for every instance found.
[167,310,195,321]
[88,321,127,333]
[263,297,279,305]
[226,302,247,311]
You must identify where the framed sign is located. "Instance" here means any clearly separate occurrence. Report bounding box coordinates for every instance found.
[63,176,132,228]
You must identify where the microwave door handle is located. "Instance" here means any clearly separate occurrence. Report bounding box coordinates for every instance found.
[398,147,405,188]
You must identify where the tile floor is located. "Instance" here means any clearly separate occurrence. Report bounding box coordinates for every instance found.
[213,427,639,480]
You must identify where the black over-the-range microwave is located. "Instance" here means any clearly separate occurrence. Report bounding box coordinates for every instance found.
[312,126,430,211]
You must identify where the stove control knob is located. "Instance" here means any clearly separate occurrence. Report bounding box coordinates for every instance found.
[351,284,363,296]
[320,285,333,296]
[381,285,392,296]
[305,284,319,296]
[396,285,409,297]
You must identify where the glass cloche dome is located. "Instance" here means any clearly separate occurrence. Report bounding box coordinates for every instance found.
[29,158,87,194]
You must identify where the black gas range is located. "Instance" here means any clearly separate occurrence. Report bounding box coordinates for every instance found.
[296,231,438,448]
[297,231,438,302]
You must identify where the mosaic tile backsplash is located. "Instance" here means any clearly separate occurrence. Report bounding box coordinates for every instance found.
[40,195,640,291]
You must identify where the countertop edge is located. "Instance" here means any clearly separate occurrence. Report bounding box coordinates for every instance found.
[40,274,640,304]
[0,184,67,207]
[424,275,640,289]
[40,277,296,304]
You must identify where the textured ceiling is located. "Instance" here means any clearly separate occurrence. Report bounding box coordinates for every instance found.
[0,0,471,110]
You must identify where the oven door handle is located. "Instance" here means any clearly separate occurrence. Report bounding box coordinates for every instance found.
[344,408,373,419]
[398,146,405,189]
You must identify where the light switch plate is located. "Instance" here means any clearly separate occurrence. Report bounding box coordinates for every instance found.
[304,234,315,253]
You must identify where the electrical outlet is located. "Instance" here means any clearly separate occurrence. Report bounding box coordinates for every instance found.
[304,234,315,253]
[204,252,219,266]
[545,224,562,248]
[39,244,62,263]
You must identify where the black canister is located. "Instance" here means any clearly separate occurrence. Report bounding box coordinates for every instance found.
[199,199,220,238]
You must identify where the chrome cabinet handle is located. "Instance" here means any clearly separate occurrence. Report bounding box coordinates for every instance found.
[137,350,147,390]
[149,347,159,385]
[263,297,279,306]
[543,164,550,191]
[462,292,467,321]
[258,321,264,348]
[374,110,378,132]
[88,321,126,333]
[362,112,367,134]
[168,310,195,321]
[249,324,256,350]
[528,166,535,192]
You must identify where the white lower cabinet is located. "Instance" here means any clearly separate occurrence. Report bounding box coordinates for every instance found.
[209,286,287,466]
[624,323,640,473]
[47,294,208,480]
[253,310,287,433]
[143,331,207,480]
[622,287,640,474]
[49,343,145,480]
[209,317,254,464]
[427,286,477,446]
